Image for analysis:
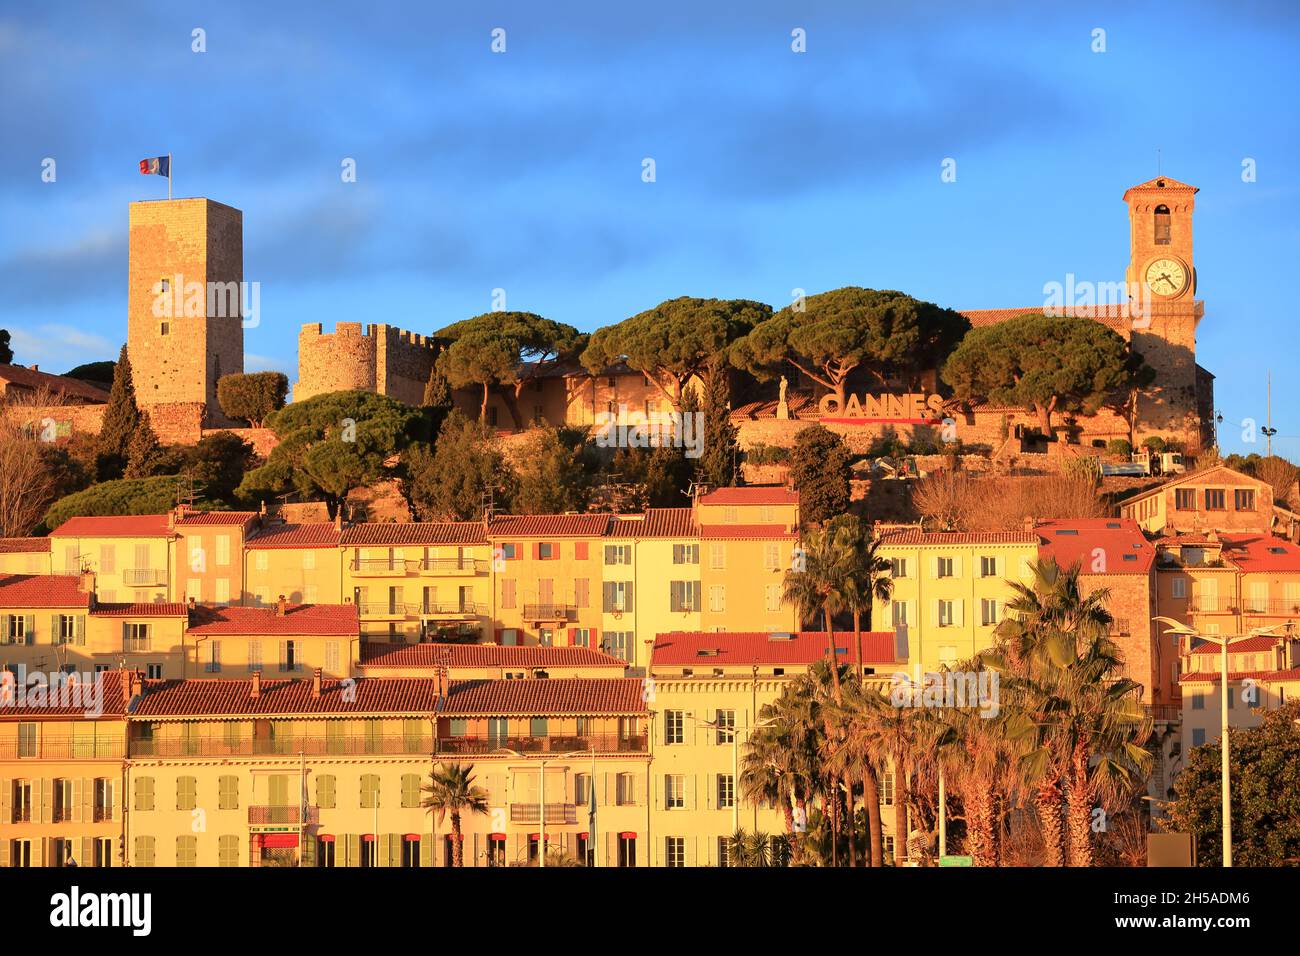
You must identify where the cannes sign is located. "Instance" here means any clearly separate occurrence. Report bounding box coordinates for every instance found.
[818,392,945,424]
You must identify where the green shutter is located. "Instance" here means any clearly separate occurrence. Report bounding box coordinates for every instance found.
[24,615,34,645]
[346,834,361,868]
[135,836,154,867]
[75,615,85,645]
[134,776,154,811]
[420,834,432,867]
[301,835,316,868]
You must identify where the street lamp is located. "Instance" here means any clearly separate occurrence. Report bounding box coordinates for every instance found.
[1153,617,1287,868]
[495,747,585,868]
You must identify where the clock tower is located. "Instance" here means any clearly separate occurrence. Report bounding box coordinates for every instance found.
[1122,176,1207,451]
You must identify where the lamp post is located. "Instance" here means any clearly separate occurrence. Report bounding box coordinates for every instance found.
[1153,617,1286,868]
[496,747,584,868]
[690,715,775,835]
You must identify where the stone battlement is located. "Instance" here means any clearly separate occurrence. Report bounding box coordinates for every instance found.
[294,322,439,405]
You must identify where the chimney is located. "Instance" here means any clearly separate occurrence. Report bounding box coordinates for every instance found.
[334,510,343,532]
[127,669,143,701]
[1022,516,1036,532]
[250,671,262,699]
[30,364,37,372]
[79,571,96,606]
[187,596,196,610]
[312,667,323,699]
[276,594,287,617]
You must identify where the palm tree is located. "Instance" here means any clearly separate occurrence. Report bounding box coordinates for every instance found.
[833,516,894,675]
[825,677,886,866]
[783,523,853,697]
[420,761,490,867]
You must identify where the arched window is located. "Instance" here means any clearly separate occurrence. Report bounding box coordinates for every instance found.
[1154,204,1171,245]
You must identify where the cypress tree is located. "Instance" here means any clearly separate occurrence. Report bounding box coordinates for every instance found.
[697,369,739,489]
[96,344,141,480]
[124,410,164,478]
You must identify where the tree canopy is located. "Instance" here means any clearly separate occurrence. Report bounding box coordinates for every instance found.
[788,424,852,525]
[41,475,191,533]
[731,288,969,410]
[95,344,141,480]
[512,426,591,515]
[941,314,1149,435]
[581,297,771,409]
[436,312,584,427]
[217,371,289,427]
[237,390,419,518]
[0,329,11,364]
[404,409,517,520]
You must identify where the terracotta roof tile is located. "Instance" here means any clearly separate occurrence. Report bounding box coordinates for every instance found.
[698,524,797,540]
[1179,668,1300,684]
[186,604,359,636]
[605,509,698,539]
[960,305,1132,332]
[49,515,173,538]
[698,487,798,506]
[92,602,189,618]
[174,511,259,528]
[0,669,131,719]
[0,538,50,554]
[1219,534,1300,573]
[340,522,486,546]
[132,677,441,717]
[359,642,627,670]
[877,529,1040,545]
[651,631,900,667]
[0,364,111,403]
[443,677,646,715]
[0,574,88,608]
[247,523,341,549]
[488,515,612,538]
[1036,518,1155,575]
[1189,636,1280,655]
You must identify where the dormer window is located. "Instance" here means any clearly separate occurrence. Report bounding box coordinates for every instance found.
[1154,204,1171,245]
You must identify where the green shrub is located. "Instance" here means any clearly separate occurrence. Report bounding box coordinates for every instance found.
[41,476,191,533]
[1106,438,1133,456]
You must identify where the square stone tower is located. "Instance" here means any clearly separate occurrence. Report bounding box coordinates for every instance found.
[127,198,245,427]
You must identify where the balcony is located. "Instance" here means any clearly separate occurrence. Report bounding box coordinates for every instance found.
[435,733,648,756]
[0,737,125,760]
[418,557,488,576]
[419,601,485,619]
[1186,598,1236,614]
[523,603,575,623]
[248,805,320,827]
[357,602,418,619]
[129,734,433,758]
[350,558,411,577]
[123,568,167,587]
[1241,598,1300,616]
[509,803,577,824]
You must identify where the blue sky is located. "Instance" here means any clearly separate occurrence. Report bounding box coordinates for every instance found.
[1,1,1297,454]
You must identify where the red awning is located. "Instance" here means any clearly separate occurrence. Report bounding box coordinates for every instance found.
[318,834,335,843]
[361,834,375,842]
[261,833,299,849]
[578,832,589,840]
[488,833,507,841]
[618,831,637,839]
[528,832,550,840]
[402,834,421,842]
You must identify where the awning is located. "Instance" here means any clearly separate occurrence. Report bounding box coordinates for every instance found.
[488,833,507,841]
[317,834,335,843]
[361,834,375,842]
[402,833,421,842]
[618,831,637,839]
[261,833,299,849]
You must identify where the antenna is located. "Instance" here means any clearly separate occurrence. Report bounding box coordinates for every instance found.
[1157,147,1162,176]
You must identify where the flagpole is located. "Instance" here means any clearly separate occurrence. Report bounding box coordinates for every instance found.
[168,153,172,200]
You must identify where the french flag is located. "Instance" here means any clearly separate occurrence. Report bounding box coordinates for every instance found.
[139,155,170,177]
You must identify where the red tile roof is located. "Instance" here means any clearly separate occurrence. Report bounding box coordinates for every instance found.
[49,515,173,538]
[132,677,441,716]
[877,529,1040,545]
[698,487,798,506]
[247,523,341,549]
[698,524,797,540]
[1188,636,1280,656]
[0,538,50,554]
[1220,534,1300,573]
[92,602,189,618]
[1179,668,1300,684]
[174,511,259,528]
[0,574,88,608]
[443,677,646,715]
[186,604,359,636]
[0,670,132,719]
[488,515,612,538]
[1035,518,1155,575]
[359,642,627,670]
[729,394,819,421]
[0,363,111,404]
[606,508,698,539]
[341,522,487,546]
[651,631,900,667]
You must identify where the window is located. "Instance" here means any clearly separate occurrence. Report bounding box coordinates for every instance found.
[938,645,958,668]
[11,782,31,822]
[665,710,684,744]
[764,584,782,612]
[1172,577,1187,599]
[938,600,955,626]
[604,545,632,565]
[665,775,685,809]
[709,542,726,570]
[618,834,636,867]
[500,579,517,609]
[52,778,72,821]
[575,773,591,807]
[603,581,633,613]
[248,641,263,672]
[574,578,589,608]
[980,556,998,578]
[719,836,733,868]
[529,717,548,737]
[670,581,700,612]
[980,598,999,627]
[205,641,221,673]
[159,321,170,337]
[538,542,555,560]
[1154,204,1171,245]
[100,544,116,574]
[672,544,699,565]
[123,622,150,653]
[218,775,239,810]
[254,551,269,571]
[1175,488,1195,510]
[488,718,508,748]
[890,558,908,578]
[1204,489,1225,511]
[215,578,230,604]
[302,549,316,570]
[218,835,239,867]
[665,836,686,867]
[134,776,155,812]
[723,507,739,523]
[360,775,380,809]
[177,776,197,811]
[401,774,421,808]
[709,585,726,613]
[715,709,735,744]
[1191,728,1206,747]
[316,775,336,809]
[281,640,301,673]
[3,614,30,646]
[892,602,909,627]
[604,631,632,663]
[134,836,155,867]
[717,774,735,809]
[880,770,895,805]
[1191,691,1204,711]
[616,773,635,806]
[936,557,954,578]
[763,543,780,570]
[176,836,197,867]
[1235,489,1255,511]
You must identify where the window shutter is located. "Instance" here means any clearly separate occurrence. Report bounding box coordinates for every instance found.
[420,834,433,867]
[567,628,576,643]
[688,775,697,810]
[996,556,1005,578]
[952,556,962,578]
[0,778,10,823]
[75,614,86,645]
[72,778,84,823]
[24,615,34,645]
[301,835,316,868]
[39,778,51,824]
[50,614,58,643]
[624,582,635,613]
[31,837,44,868]
[603,582,616,613]
[955,600,964,628]
[930,601,939,627]
[0,839,8,868]
[81,836,94,868]
[532,543,541,560]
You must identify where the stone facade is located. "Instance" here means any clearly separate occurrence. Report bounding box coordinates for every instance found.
[295,322,439,406]
[127,198,245,429]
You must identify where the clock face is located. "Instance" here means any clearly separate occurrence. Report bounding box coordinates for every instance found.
[1145,257,1188,297]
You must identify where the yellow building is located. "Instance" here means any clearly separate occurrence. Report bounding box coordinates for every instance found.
[648,629,904,865]
[1178,634,1300,748]
[185,601,360,680]
[341,522,492,644]
[357,642,628,680]
[1120,464,1273,535]
[244,522,343,607]
[172,510,260,605]
[0,539,50,576]
[0,671,130,867]
[1154,532,1300,638]
[48,515,175,604]
[876,528,1039,674]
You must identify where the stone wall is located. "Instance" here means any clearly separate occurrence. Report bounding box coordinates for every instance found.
[201,426,279,458]
[295,322,438,405]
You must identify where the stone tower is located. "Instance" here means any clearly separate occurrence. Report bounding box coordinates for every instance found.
[1123,176,1206,450]
[127,198,245,431]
